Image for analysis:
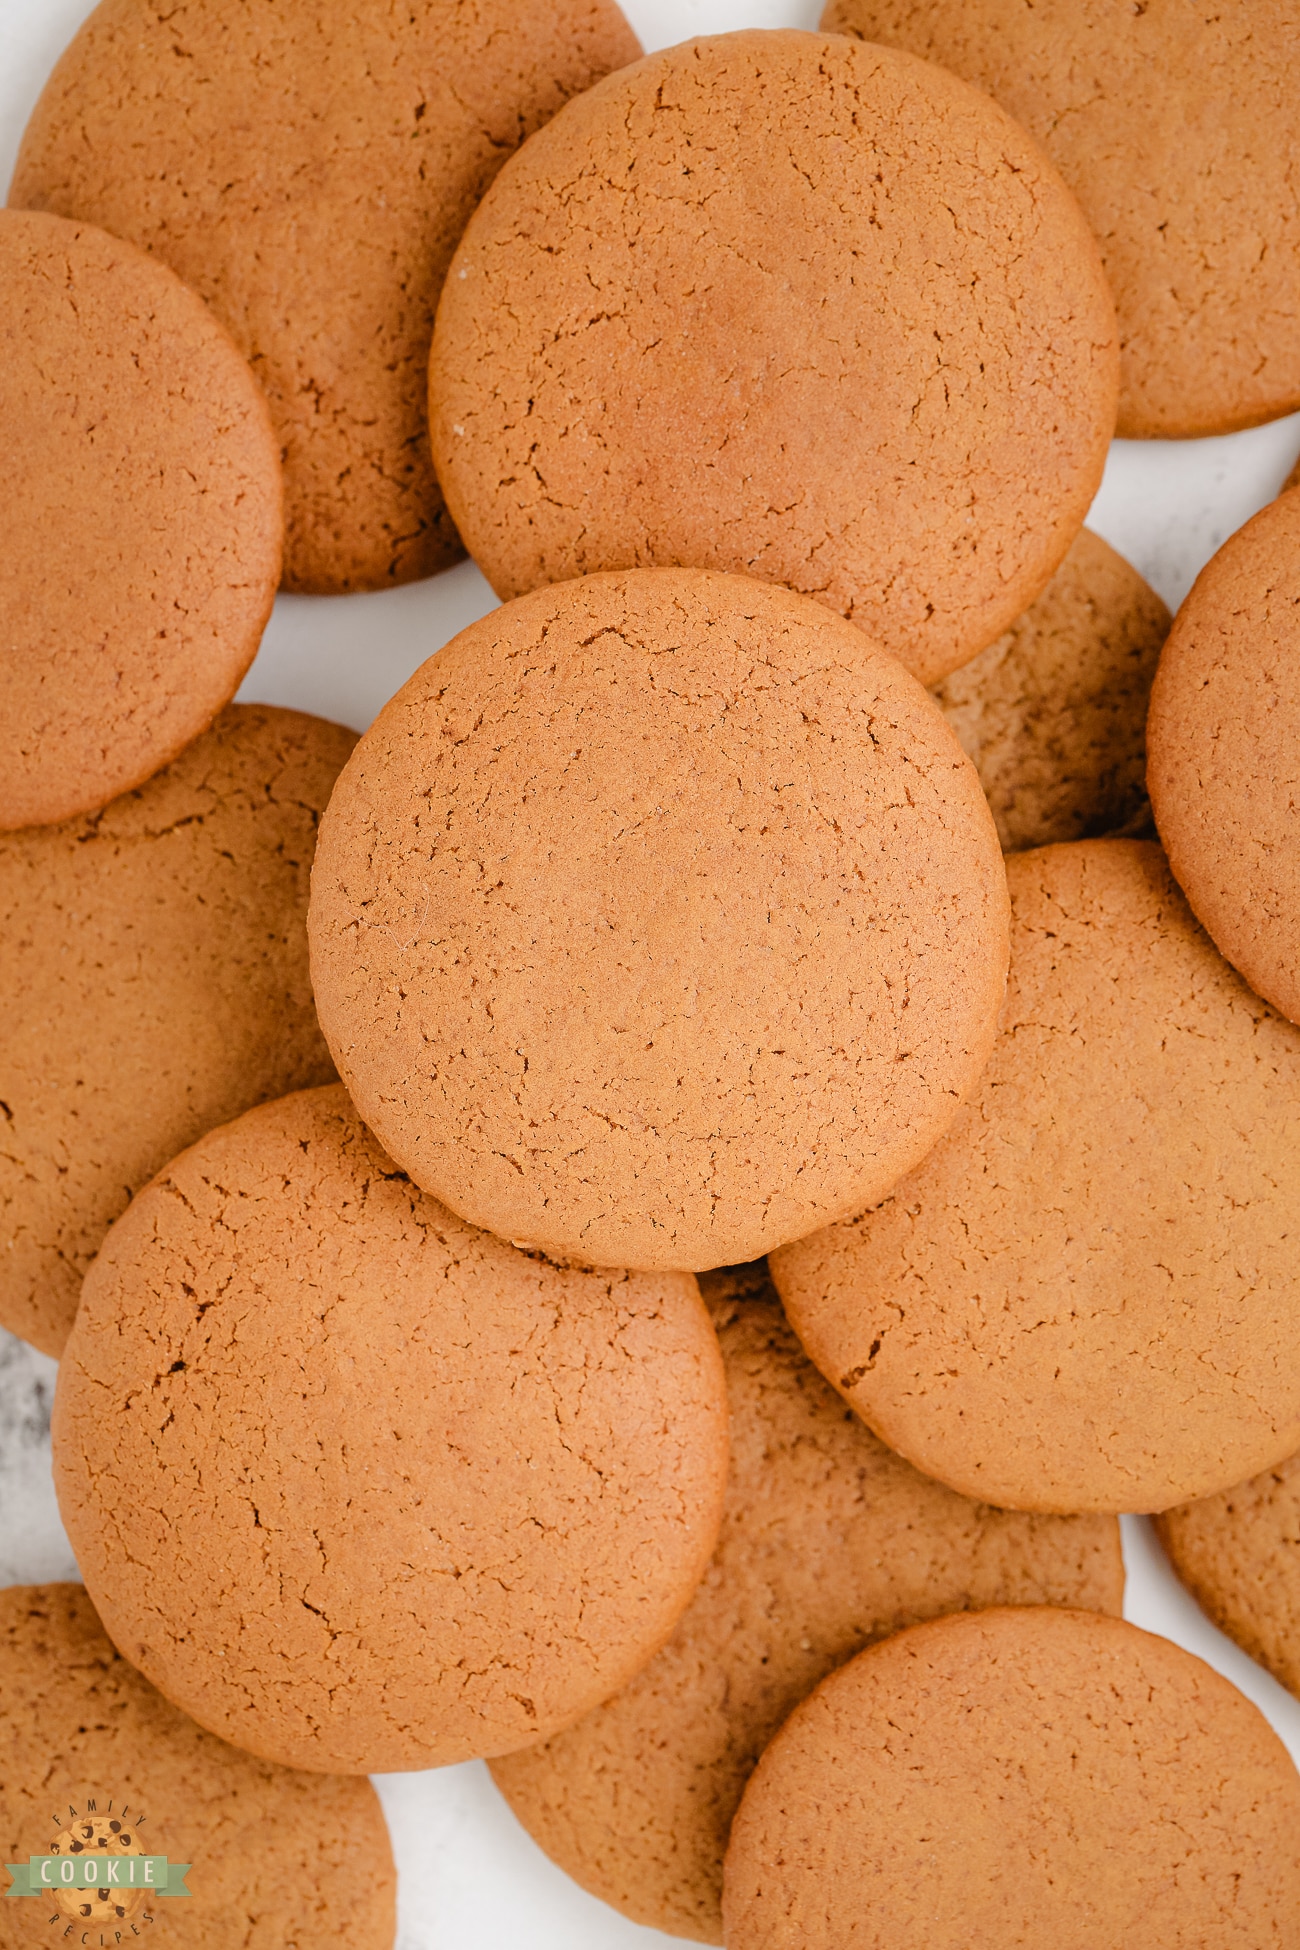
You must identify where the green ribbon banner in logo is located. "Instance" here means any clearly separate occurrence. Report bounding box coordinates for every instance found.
[5,1856,191,1897]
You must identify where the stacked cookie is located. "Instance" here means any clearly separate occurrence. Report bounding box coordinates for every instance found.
[5,6,1300,1948]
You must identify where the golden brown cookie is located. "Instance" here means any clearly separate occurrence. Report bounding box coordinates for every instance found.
[771,840,1300,1514]
[0,1583,394,1949]
[54,1086,729,1776]
[722,1606,1300,1949]
[491,1263,1123,1944]
[1147,492,1300,1026]
[0,209,281,831]
[932,530,1169,852]
[1157,1451,1300,1704]
[428,29,1117,685]
[823,1,1300,440]
[0,704,352,1358]
[11,0,640,594]
[308,568,1010,1272]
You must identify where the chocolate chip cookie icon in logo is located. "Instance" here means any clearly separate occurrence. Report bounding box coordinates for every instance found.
[5,1793,190,1938]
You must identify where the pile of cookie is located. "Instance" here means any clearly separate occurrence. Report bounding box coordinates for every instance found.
[4,3,1300,1946]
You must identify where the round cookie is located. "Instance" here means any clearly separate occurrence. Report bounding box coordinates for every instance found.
[10,0,640,595]
[771,839,1300,1514]
[1157,1449,1300,1704]
[823,1,1300,440]
[0,209,281,831]
[428,29,1117,686]
[491,1263,1123,1944]
[53,1086,729,1775]
[722,1606,1300,1949]
[0,703,354,1358]
[0,1583,394,1949]
[1147,491,1300,1026]
[932,529,1169,852]
[308,568,1010,1272]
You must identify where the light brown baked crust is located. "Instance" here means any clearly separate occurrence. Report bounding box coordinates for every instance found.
[492,1263,1122,1944]
[0,1583,394,1950]
[933,529,1169,852]
[772,840,1300,1514]
[0,704,352,1358]
[823,0,1300,440]
[1157,1449,1300,1704]
[722,1607,1300,1950]
[308,567,1010,1271]
[54,1086,729,1775]
[1147,491,1300,1026]
[11,0,641,593]
[0,209,281,829]
[429,29,1117,684]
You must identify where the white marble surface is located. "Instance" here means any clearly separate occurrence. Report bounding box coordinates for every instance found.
[4,2,1300,1944]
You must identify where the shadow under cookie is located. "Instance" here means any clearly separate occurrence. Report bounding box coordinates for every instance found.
[933,529,1169,852]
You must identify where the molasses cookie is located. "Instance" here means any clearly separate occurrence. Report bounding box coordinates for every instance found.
[492,1263,1122,1943]
[723,1607,1300,1949]
[428,29,1117,684]
[11,0,640,593]
[54,1087,729,1775]
[308,568,1010,1272]
[0,1583,394,1949]
[1157,1450,1300,1703]
[823,0,1300,439]
[933,530,1169,851]
[0,209,280,831]
[1148,491,1300,1025]
[0,704,353,1357]
[771,840,1300,1514]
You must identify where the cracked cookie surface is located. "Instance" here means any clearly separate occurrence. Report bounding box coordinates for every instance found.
[0,209,281,830]
[10,0,640,594]
[0,1582,394,1949]
[428,29,1117,684]
[308,567,1010,1271]
[722,1607,1300,1950]
[492,1262,1122,1944]
[823,0,1300,439]
[0,704,352,1358]
[53,1086,729,1775]
[771,839,1300,1514]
